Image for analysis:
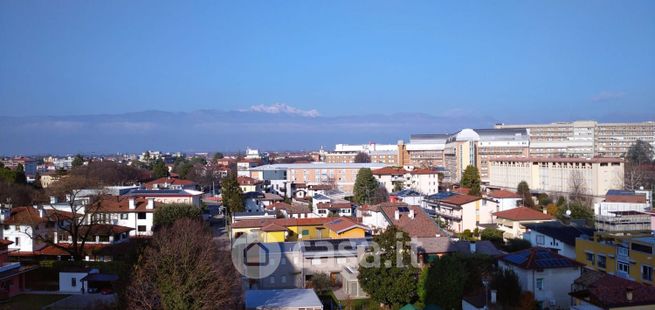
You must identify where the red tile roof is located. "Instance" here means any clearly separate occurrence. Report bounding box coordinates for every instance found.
[261,223,288,232]
[371,167,408,175]
[493,207,554,221]
[452,187,470,195]
[316,202,352,210]
[95,195,154,213]
[488,189,521,199]
[570,272,655,308]
[79,224,133,236]
[3,207,73,225]
[605,195,647,203]
[237,176,263,186]
[380,205,443,238]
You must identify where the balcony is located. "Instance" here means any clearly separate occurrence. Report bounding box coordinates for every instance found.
[595,214,652,233]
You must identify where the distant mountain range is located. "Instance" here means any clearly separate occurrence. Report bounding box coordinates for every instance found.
[0,109,497,155]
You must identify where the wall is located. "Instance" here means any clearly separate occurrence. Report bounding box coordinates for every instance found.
[59,272,88,292]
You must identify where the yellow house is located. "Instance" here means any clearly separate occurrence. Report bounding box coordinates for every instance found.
[576,234,654,284]
[230,217,367,242]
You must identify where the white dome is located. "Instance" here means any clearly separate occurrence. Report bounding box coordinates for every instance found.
[455,128,480,141]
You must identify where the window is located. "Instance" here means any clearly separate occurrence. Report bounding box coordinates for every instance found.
[618,261,630,274]
[536,235,545,245]
[281,276,287,284]
[71,277,77,287]
[137,225,147,232]
[15,237,20,246]
[137,212,147,220]
[585,252,595,265]
[269,276,275,284]
[618,247,629,257]
[642,265,653,282]
[598,255,607,269]
[3,225,8,230]
[120,213,128,220]
[98,235,110,242]
[311,258,322,265]
[536,278,544,290]
[302,230,309,236]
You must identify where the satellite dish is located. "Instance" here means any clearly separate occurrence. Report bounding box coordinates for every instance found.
[565,209,572,217]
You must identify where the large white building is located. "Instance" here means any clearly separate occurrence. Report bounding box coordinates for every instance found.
[371,167,440,195]
[496,120,655,158]
[488,157,624,200]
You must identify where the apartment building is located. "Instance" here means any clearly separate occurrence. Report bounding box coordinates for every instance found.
[322,143,399,165]
[488,157,624,200]
[496,120,655,158]
[249,163,385,194]
[371,167,440,195]
[443,129,479,183]
[594,190,652,233]
[422,192,498,233]
[475,128,530,183]
[576,234,654,284]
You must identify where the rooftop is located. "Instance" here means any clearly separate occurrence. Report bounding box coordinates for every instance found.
[245,289,322,308]
[500,247,583,270]
[523,220,594,246]
[493,207,554,221]
[380,205,443,238]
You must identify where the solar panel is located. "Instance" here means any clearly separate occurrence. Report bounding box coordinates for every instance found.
[398,207,410,212]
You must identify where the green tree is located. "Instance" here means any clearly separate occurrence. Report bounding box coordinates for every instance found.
[517,181,535,208]
[490,268,522,308]
[71,154,84,168]
[393,181,404,193]
[221,173,244,214]
[556,196,567,207]
[460,165,481,196]
[627,139,654,165]
[417,267,429,308]
[154,204,202,228]
[358,226,418,307]
[213,152,224,161]
[309,272,331,295]
[480,228,504,247]
[151,158,169,178]
[13,164,27,184]
[424,254,468,310]
[556,201,593,222]
[353,168,379,204]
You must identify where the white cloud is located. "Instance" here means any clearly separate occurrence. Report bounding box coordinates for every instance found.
[246,103,320,117]
[591,91,625,102]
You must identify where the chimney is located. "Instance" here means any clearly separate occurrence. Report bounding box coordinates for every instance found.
[409,209,415,219]
[50,196,58,204]
[469,242,476,253]
[146,197,155,210]
[543,208,548,214]
[128,197,136,210]
[37,206,46,219]
[0,208,9,222]
[490,290,497,304]
[394,210,400,220]
[626,288,634,302]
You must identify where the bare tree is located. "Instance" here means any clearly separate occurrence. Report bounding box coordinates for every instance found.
[27,174,106,261]
[623,162,645,191]
[569,170,589,205]
[126,219,241,309]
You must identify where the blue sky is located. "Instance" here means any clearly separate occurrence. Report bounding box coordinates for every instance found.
[1,1,654,153]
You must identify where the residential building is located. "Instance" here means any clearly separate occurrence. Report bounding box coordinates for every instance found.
[594,190,652,233]
[522,220,594,259]
[266,202,313,219]
[498,247,583,309]
[314,202,353,218]
[496,120,655,158]
[1,206,69,255]
[485,189,522,212]
[237,176,264,193]
[389,189,424,206]
[358,202,443,238]
[237,159,260,177]
[575,234,654,284]
[570,270,655,310]
[143,177,197,190]
[423,192,498,233]
[371,167,440,195]
[249,163,386,194]
[488,157,624,201]
[230,217,367,242]
[245,289,323,310]
[492,207,555,239]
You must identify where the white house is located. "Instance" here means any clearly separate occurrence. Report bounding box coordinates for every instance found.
[371,167,440,195]
[423,192,498,233]
[59,268,98,293]
[0,206,65,255]
[486,189,522,212]
[498,247,583,309]
[492,207,555,239]
[522,220,594,259]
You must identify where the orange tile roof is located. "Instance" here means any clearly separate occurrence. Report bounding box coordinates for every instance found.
[441,194,481,206]
[371,167,408,175]
[95,195,154,213]
[452,187,470,195]
[493,207,554,221]
[231,217,336,229]
[3,207,73,225]
[316,202,352,210]
[261,223,288,232]
[488,189,521,199]
[323,217,367,233]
